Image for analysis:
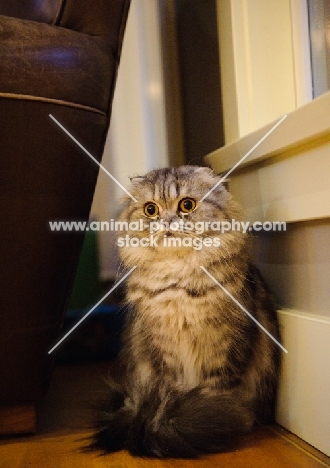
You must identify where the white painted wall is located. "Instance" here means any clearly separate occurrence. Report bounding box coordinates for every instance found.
[277,310,330,457]
[91,0,169,279]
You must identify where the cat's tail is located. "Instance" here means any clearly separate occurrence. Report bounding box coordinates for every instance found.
[89,385,254,458]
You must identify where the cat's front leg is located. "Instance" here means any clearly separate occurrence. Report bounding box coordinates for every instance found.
[125,359,155,410]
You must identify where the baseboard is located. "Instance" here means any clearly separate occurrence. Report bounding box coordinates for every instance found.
[276,309,330,457]
[0,404,36,435]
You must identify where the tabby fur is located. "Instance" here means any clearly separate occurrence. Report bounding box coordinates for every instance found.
[90,166,281,458]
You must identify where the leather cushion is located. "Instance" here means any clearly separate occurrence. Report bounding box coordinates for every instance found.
[0,15,115,113]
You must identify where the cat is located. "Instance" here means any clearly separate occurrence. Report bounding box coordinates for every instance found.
[89,165,281,458]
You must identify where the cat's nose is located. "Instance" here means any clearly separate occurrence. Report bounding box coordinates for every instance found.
[164,217,174,225]
[162,212,176,226]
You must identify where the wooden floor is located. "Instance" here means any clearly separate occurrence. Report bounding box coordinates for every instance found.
[0,362,329,468]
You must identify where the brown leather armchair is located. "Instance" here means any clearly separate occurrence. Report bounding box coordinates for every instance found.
[0,0,130,434]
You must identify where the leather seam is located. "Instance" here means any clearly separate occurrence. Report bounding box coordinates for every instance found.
[0,92,106,116]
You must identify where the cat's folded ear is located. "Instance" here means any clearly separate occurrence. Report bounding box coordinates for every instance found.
[129,176,145,184]
[195,166,215,177]
[196,166,230,190]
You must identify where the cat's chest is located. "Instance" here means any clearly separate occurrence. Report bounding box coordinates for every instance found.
[138,283,212,326]
[130,276,230,388]
[148,307,229,389]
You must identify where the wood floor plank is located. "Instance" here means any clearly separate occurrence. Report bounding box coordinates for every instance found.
[0,363,329,467]
[0,425,329,468]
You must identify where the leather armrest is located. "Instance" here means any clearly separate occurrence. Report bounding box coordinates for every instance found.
[0,0,131,409]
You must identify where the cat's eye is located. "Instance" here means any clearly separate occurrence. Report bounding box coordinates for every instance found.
[144,202,159,217]
[178,198,196,213]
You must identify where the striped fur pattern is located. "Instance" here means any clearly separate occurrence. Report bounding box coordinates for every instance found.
[90,166,280,458]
